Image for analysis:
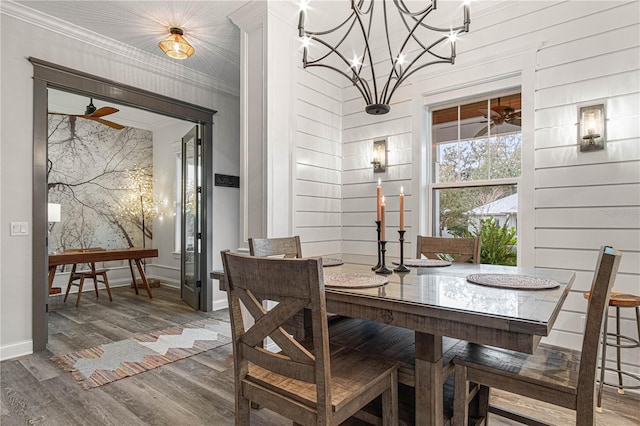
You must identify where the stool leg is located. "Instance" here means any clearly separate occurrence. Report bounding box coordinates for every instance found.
[616,306,624,394]
[596,309,608,412]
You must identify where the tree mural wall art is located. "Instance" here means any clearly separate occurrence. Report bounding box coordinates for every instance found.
[47,114,154,254]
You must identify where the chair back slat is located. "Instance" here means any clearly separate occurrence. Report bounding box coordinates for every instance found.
[241,344,317,383]
[237,291,314,363]
[249,236,302,258]
[416,236,481,263]
[577,246,622,404]
[222,250,331,409]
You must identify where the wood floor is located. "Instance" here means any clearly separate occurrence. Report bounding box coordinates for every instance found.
[2,285,639,426]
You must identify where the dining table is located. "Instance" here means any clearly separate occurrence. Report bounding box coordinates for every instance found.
[211,254,575,426]
[48,247,159,298]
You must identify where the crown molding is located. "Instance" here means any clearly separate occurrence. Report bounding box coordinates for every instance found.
[0,0,239,97]
[229,1,268,32]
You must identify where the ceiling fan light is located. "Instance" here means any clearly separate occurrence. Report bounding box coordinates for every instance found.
[159,27,194,60]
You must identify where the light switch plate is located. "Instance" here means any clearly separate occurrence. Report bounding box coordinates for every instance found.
[10,222,29,236]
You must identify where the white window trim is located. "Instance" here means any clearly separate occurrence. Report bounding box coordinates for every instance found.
[411,48,538,267]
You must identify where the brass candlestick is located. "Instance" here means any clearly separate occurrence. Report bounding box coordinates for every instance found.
[372,220,382,270]
[376,240,392,275]
[394,230,410,273]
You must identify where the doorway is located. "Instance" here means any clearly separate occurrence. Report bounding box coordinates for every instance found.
[32,58,216,351]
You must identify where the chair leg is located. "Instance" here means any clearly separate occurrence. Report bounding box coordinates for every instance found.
[236,396,250,426]
[475,385,490,426]
[596,311,609,412]
[453,363,469,426]
[63,279,73,303]
[93,275,100,297]
[76,276,85,307]
[102,272,113,302]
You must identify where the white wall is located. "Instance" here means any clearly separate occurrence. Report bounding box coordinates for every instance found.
[294,66,344,256]
[0,11,240,359]
[339,0,640,385]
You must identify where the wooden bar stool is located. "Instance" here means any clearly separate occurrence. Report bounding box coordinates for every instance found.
[584,291,640,411]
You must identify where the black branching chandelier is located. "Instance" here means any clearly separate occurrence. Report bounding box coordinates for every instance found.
[298,0,471,115]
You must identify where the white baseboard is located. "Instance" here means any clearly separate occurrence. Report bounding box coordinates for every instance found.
[212,298,228,311]
[0,340,32,361]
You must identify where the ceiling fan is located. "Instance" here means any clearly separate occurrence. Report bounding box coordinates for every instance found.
[49,98,125,130]
[474,101,521,137]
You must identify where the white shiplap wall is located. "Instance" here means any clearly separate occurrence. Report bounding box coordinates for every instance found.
[295,66,344,256]
[532,1,640,378]
[339,1,640,380]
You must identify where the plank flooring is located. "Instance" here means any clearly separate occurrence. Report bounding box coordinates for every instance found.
[2,285,639,425]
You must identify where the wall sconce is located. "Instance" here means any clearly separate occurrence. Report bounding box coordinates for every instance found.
[371,139,387,173]
[579,104,606,152]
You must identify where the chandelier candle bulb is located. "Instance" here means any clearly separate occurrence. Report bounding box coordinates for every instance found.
[399,187,404,231]
[380,196,386,241]
[377,178,382,221]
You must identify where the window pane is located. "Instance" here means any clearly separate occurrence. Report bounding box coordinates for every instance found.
[433,185,518,265]
[489,133,521,179]
[432,106,458,144]
[432,93,521,184]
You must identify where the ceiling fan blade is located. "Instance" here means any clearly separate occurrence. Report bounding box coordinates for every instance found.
[474,125,490,137]
[511,118,522,126]
[48,111,83,117]
[88,106,119,118]
[89,117,125,130]
[479,108,502,119]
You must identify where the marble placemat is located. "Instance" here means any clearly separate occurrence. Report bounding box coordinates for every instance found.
[324,272,388,288]
[392,259,452,267]
[466,273,560,290]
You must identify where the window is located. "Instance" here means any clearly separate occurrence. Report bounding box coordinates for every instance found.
[430,91,521,264]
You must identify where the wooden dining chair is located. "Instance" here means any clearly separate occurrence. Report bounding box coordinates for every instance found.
[416,236,481,263]
[452,245,622,426]
[249,235,302,258]
[221,251,399,426]
[63,248,112,307]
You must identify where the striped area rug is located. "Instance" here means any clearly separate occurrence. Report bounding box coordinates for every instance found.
[50,319,231,389]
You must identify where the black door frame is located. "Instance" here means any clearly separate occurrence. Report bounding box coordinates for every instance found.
[31,58,216,351]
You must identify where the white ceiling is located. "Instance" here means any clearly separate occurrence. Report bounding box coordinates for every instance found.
[15,0,247,90]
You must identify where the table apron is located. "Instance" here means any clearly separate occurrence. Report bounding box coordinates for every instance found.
[325,298,539,354]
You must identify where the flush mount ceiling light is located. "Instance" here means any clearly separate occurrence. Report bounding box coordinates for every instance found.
[159,27,195,59]
[299,0,471,115]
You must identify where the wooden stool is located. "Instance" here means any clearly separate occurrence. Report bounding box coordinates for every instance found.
[584,291,640,411]
[64,263,112,307]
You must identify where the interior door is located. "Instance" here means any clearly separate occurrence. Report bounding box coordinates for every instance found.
[181,126,201,309]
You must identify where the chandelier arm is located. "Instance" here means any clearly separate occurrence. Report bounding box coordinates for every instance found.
[383,0,401,82]
[395,4,435,53]
[394,0,434,16]
[352,1,379,104]
[384,58,453,104]
[305,19,360,66]
[352,0,373,16]
[305,63,373,105]
[380,14,444,100]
